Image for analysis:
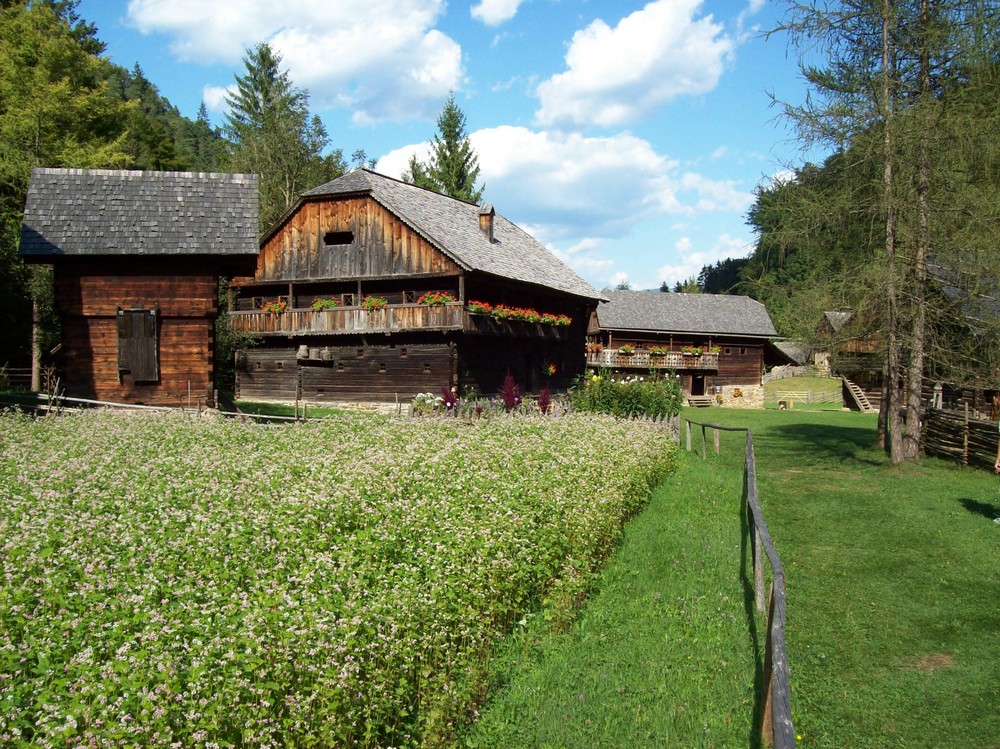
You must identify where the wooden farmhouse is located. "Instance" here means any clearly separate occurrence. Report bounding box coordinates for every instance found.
[19,168,259,406]
[587,290,779,406]
[228,169,603,404]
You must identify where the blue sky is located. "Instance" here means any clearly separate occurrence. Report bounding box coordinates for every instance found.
[77,0,811,291]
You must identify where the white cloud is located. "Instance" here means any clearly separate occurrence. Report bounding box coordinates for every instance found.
[471,0,526,26]
[535,0,733,128]
[378,126,754,287]
[126,0,461,122]
[202,84,233,113]
[656,232,752,287]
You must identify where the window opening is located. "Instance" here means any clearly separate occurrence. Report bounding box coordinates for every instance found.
[324,231,354,245]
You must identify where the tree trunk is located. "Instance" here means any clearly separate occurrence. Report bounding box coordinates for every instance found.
[30,293,41,392]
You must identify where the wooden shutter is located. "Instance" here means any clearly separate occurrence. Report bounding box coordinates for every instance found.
[117,308,159,382]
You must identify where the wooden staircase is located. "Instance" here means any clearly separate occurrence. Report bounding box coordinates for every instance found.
[686,395,714,408]
[842,377,875,413]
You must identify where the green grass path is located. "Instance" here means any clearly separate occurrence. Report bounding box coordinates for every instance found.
[464,430,757,748]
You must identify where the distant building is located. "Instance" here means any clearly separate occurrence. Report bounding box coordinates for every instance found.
[587,290,780,406]
[20,168,259,406]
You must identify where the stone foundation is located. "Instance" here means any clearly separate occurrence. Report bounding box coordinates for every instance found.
[710,384,764,409]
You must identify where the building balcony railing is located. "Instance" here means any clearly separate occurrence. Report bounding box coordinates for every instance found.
[586,349,719,370]
[228,304,571,340]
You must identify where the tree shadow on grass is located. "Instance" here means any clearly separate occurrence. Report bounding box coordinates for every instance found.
[753,422,884,467]
[959,498,1000,520]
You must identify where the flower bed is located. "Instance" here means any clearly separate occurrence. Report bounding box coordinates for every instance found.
[0,410,675,747]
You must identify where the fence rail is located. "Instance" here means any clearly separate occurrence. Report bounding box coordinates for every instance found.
[683,418,795,749]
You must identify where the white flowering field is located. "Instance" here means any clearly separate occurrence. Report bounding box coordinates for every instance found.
[0,410,675,748]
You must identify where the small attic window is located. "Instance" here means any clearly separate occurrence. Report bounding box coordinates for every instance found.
[324,231,354,245]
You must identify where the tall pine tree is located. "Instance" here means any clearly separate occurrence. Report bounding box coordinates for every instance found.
[404,94,484,204]
[225,42,345,232]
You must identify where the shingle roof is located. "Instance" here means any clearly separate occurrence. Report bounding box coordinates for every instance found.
[289,169,604,301]
[19,168,259,258]
[596,290,778,337]
[822,311,853,333]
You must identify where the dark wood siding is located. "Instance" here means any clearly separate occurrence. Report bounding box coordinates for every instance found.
[54,262,218,405]
[253,196,462,282]
[236,344,454,403]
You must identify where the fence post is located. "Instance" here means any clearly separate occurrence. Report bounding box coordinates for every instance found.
[761,584,776,745]
[714,428,720,455]
[701,424,707,460]
[686,420,692,452]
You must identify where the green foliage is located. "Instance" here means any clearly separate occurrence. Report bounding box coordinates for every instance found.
[404,93,484,204]
[569,369,683,419]
[0,410,675,747]
[0,0,132,366]
[697,256,748,294]
[225,42,347,232]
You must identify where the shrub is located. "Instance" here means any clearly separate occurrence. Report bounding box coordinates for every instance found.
[569,369,683,419]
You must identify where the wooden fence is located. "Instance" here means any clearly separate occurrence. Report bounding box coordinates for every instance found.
[683,418,796,749]
[923,406,998,472]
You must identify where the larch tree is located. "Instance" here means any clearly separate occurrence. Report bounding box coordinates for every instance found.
[404,93,484,204]
[771,0,1000,464]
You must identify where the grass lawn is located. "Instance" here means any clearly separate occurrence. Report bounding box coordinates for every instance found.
[468,408,1000,748]
[685,409,1000,748]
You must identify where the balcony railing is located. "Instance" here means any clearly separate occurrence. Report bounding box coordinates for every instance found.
[229,303,466,336]
[586,349,719,370]
[228,304,571,340]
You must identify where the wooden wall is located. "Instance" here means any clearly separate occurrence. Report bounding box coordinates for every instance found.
[253,196,461,282]
[54,264,218,405]
[236,343,455,403]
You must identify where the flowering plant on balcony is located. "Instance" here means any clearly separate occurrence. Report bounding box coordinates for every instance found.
[260,298,287,314]
[708,344,721,354]
[619,343,635,355]
[555,314,572,326]
[681,345,703,356]
[585,341,602,353]
[361,295,388,311]
[417,291,456,306]
[311,297,340,311]
[543,362,557,377]
[468,300,492,315]
[648,345,669,356]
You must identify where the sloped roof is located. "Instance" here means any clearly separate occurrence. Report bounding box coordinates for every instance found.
[822,311,853,333]
[596,290,778,337]
[19,168,259,258]
[283,169,603,301]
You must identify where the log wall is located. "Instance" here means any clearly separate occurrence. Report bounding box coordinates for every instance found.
[236,343,455,403]
[54,264,218,405]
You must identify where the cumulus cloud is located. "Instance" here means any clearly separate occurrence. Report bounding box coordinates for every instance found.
[126,0,461,122]
[535,0,733,128]
[656,233,752,287]
[378,125,754,286]
[471,0,527,25]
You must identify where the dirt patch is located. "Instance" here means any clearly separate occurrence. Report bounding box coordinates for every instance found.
[903,654,954,672]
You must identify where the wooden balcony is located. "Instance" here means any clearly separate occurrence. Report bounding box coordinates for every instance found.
[228,304,570,340]
[586,349,719,370]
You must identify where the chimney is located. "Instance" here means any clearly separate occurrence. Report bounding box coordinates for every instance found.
[478,204,495,243]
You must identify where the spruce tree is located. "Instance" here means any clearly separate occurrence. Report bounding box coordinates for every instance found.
[404,94,484,204]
